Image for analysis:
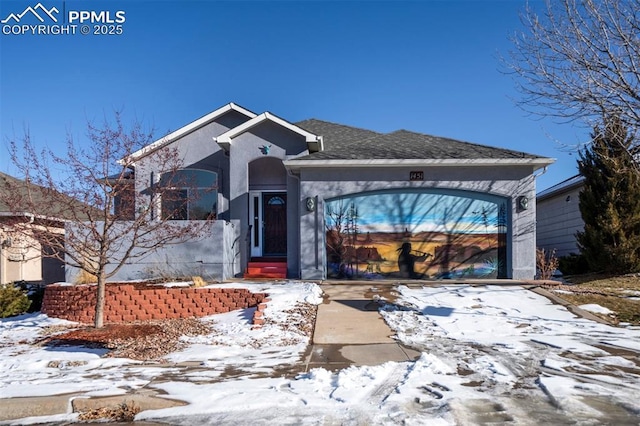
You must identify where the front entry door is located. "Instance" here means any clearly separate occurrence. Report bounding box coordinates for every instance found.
[262,193,287,256]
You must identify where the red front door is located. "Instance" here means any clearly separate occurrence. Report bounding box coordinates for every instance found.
[263,193,287,256]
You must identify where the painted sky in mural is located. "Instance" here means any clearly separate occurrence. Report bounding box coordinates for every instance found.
[327,191,504,234]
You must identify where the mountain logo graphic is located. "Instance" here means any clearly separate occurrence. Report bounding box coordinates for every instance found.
[1,3,59,24]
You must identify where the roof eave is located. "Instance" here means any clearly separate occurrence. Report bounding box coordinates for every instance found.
[284,158,556,170]
[537,175,585,201]
[0,211,68,223]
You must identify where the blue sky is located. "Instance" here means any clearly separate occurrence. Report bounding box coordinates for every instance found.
[0,0,587,191]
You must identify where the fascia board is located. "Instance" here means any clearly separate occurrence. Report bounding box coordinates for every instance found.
[537,175,585,200]
[122,103,257,164]
[284,158,556,170]
[0,211,68,223]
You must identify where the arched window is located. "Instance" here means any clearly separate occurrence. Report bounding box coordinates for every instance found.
[160,169,218,220]
[267,196,285,205]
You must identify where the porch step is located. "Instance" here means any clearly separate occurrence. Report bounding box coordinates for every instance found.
[244,261,287,279]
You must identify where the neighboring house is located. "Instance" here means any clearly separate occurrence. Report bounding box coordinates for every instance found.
[0,172,66,285]
[95,103,554,281]
[536,174,585,258]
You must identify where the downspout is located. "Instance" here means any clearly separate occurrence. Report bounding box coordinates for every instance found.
[534,165,548,179]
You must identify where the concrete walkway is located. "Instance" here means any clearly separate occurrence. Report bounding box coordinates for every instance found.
[305,283,420,371]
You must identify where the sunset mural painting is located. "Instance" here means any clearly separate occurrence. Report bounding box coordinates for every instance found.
[325,190,508,280]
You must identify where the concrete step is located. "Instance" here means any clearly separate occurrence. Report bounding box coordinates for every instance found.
[244,261,287,279]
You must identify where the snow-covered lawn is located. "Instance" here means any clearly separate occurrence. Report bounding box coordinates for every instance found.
[2,282,640,425]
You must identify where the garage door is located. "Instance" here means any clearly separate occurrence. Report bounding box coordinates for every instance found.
[325,189,508,279]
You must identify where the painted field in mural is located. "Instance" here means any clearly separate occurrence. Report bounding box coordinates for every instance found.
[325,190,507,279]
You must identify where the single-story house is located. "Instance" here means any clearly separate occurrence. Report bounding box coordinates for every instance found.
[0,172,66,285]
[536,174,584,258]
[94,103,554,282]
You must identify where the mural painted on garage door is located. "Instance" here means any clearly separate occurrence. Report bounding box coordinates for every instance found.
[325,190,508,279]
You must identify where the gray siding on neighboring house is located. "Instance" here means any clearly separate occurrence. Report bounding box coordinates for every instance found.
[536,177,584,258]
[297,165,539,280]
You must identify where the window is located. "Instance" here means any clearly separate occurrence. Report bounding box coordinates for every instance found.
[160,169,218,220]
[267,196,285,205]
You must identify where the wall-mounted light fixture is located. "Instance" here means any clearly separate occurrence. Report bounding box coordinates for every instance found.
[1,238,11,248]
[517,195,529,211]
[306,197,316,212]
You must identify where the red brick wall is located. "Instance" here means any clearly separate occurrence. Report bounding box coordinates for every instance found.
[42,283,268,325]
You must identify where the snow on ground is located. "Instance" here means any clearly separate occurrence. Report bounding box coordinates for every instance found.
[2,283,640,425]
[0,282,323,401]
[579,303,615,315]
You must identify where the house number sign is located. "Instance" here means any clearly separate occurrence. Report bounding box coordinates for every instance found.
[409,171,424,181]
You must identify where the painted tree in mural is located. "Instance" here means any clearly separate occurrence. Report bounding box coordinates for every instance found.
[426,197,502,279]
[2,113,213,328]
[577,116,640,273]
[325,200,357,277]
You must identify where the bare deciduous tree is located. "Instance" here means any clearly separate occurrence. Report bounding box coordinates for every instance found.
[2,112,214,328]
[507,0,640,157]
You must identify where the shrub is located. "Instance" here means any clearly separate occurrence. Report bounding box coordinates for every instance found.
[16,282,45,313]
[558,253,590,276]
[0,284,31,318]
[536,248,559,280]
[74,269,97,284]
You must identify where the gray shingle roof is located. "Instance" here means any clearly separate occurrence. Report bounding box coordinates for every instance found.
[296,119,381,151]
[0,172,92,220]
[295,119,544,161]
[537,174,584,200]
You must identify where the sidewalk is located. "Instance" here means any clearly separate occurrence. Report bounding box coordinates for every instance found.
[305,283,420,371]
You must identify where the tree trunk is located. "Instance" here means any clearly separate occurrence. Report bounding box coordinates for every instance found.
[94,271,106,328]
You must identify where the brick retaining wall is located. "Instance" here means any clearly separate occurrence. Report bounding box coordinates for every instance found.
[42,283,268,325]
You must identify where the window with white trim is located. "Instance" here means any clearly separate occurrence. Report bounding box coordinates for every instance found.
[160,169,218,220]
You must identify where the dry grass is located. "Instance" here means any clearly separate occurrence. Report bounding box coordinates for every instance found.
[546,273,640,325]
[564,273,640,293]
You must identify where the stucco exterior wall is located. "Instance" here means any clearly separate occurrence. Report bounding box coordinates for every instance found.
[536,186,584,257]
[106,112,250,283]
[0,225,65,285]
[65,220,241,283]
[133,110,250,222]
[228,124,309,277]
[297,165,538,280]
[0,234,42,284]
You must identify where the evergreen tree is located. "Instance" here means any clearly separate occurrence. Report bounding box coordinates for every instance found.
[577,116,640,274]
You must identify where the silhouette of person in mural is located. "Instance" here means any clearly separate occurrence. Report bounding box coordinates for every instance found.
[397,242,429,279]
